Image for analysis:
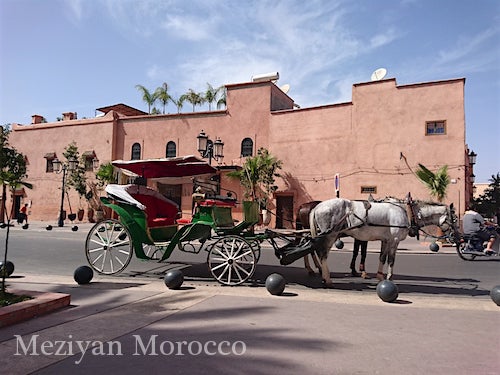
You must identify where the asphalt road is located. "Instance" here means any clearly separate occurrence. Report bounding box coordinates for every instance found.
[2,225,499,298]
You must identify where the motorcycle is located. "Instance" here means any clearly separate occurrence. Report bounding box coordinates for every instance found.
[456,225,500,261]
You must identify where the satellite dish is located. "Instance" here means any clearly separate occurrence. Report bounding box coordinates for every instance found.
[280,84,290,94]
[371,68,387,81]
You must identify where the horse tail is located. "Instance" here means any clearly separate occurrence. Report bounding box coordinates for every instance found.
[309,208,317,238]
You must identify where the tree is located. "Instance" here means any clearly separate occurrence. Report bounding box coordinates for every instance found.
[154,82,172,114]
[227,148,282,209]
[471,173,500,218]
[135,84,158,114]
[204,83,221,111]
[217,87,227,109]
[172,96,186,114]
[415,163,450,202]
[0,130,32,294]
[181,89,205,112]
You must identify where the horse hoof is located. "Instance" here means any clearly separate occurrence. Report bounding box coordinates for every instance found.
[361,271,371,279]
[351,270,360,277]
[322,280,334,288]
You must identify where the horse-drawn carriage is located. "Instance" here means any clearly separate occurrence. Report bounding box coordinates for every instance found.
[85,155,459,287]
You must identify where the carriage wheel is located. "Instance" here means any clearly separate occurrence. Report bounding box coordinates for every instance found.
[85,219,133,274]
[456,242,476,261]
[207,236,256,286]
[248,239,261,263]
[143,244,165,260]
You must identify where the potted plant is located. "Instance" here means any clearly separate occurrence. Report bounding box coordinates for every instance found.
[227,148,282,226]
[63,142,87,221]
[86,162,117,221]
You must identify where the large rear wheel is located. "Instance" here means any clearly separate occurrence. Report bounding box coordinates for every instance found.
[207,236,256,286]
[85,219,133,274]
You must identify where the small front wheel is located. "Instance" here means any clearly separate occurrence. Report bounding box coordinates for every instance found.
[456,241,476,261]
[207,236,256,286]
[85,219,133,274]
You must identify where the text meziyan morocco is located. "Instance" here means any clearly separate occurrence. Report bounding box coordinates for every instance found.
[14,335,247,364]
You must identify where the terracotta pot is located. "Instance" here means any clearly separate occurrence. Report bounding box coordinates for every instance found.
[95,210,104,222]
[77,209,85,221]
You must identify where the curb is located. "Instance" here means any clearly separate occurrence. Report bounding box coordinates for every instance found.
[0,289,71,328]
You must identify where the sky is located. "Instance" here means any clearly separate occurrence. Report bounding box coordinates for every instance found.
[0,0,498,183]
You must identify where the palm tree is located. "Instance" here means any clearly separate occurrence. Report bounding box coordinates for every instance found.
[204,83,221,111]
[135,84,158,114]
[217,86,227,109]
[181,89,205,112]
[415,163,450,202]
[154,82,172,114]
[172,96,186,114]
[227,148,282,209]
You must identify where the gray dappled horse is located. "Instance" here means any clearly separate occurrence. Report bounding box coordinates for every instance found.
[308,197,456,286]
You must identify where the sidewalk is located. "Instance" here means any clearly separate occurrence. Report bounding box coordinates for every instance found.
[0,271,498,374]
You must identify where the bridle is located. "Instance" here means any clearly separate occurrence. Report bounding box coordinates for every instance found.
[409,200,458,240]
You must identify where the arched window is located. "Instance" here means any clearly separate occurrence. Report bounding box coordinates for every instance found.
[166,141,176,158]
[131,143,141,160]
[241,138,253,157]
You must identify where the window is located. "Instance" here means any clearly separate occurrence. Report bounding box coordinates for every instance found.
[426,121,446,135]
[361,186,377,194]
[166,141,176,158]
[131,143,141,160]
[44,152,56,173]
[82,151,96,171]
[241,138,253,157]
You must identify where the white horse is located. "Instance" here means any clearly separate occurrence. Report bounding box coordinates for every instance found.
[309,197,456,287]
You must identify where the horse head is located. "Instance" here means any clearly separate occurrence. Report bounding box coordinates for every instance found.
[414,201,457,239]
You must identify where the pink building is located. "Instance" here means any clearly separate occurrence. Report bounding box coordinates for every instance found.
[7,76,475,227]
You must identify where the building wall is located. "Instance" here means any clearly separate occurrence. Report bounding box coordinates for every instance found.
[270,78,467,213]
[7,77,469,224]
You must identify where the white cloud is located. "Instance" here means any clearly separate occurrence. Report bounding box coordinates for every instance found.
[437,26,498,65]
[160,14,218,41]
[63,0,85,23]
[370,28,400,49]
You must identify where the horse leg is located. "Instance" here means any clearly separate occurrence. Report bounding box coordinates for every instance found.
[377,241,388,281]
[320,255,333,287]
[304,255,315,275]
[350,239,360,276]
[386,240,399,280]
[311,251,322,274]
[359,241,370,279]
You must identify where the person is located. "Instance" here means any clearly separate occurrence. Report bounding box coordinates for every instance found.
[350,239,370,278]
[18,203,28,225]
[462,209,496,254]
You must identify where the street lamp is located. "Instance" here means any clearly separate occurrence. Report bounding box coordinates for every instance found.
[468,150,477,165]
[52,158,77,227]
[197,130,224,165]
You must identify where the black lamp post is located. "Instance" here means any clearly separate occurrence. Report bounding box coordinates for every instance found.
[52,158,77,227]
[468,150,477,166]
[197,130,224,165]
